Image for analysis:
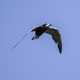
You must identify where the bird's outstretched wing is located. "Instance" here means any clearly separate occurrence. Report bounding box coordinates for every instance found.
[12,32,28,49]
[50,29,62,54]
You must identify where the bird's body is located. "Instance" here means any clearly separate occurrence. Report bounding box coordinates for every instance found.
[31,23,62,54]
[32,24,48,40]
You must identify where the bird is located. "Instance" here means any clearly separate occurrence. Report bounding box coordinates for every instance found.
[31,23,62,54]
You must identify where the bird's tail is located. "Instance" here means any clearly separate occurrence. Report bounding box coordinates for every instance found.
[58,41,62,54]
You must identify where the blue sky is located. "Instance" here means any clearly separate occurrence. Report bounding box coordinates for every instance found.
[0,0,80,80]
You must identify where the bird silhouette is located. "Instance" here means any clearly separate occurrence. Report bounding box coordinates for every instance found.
[31,23,62,54]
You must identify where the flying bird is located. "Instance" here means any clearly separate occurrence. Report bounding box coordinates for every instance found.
[31,23,62,54]
[12,23,62,54]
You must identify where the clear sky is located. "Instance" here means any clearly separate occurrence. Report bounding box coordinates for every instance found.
[0,0,80,80]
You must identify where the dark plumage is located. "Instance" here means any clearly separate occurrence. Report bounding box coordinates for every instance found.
[31,23,62,54]
[31,24,49,40]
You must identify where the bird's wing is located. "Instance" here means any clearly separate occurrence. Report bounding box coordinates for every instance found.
[12,32,28,49]
[52,30,62,53]
[46,28,62,53]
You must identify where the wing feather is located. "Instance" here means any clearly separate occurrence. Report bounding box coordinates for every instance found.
[46,28,62,53]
